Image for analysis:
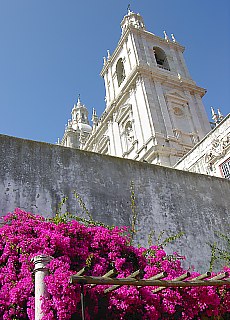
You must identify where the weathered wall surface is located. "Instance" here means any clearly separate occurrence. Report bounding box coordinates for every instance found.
[0,134,230,271]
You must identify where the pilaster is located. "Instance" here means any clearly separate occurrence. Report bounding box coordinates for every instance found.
[154,81,174,138]
[177,50,191,79]
[112,113,123,156]
[194,93,211,134]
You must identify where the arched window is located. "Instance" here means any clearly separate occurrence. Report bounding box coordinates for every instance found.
[116,58,125,87]
[153,47,170,71]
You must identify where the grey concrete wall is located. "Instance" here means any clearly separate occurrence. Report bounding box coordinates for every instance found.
[0,134,230,271]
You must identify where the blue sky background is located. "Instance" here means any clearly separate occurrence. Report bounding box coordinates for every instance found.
[0,0,229,144]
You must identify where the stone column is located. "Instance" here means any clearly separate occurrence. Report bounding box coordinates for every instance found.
[32,255,52,320]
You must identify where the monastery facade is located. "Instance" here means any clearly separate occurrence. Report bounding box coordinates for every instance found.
[59,10,229,179]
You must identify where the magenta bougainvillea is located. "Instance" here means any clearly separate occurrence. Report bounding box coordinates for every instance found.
[0,208,229,319]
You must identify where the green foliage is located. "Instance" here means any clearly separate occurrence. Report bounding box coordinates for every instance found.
[209,231,230,270]
[52,196,70,224]
[130,181,138,244]
[73,191,93,221]
[160,231,184,247]
[148,230,155,247]
[148,229,184,248]
[52,184,184,250]
[49,192,114,230]
[209,242,217,272]
[86,253,94,268]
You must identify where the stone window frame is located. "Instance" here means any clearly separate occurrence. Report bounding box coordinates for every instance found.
[219,157,230,179]
[153,46,170,71]
[116,58,126,87]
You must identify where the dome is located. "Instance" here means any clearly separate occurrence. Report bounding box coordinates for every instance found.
[72,123,79,131]
[78,122,92,133]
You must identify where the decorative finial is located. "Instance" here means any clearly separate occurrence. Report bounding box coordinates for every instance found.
[92,108,98,125]
[76,94,82,107]
[107,50,111,60]
[211,106,218,123]
[92,108,97,116]
[163,31,169,41]
[171,33,176,42]
[103,57,107,65]
[217,108,224,121]
[211,106,215,117]
[127,4,131,14]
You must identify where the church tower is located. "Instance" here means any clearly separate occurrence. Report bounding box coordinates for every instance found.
[84,9,211,166]
[60,96,92,148]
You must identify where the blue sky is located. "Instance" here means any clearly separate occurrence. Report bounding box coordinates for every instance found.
[0,0,229,144]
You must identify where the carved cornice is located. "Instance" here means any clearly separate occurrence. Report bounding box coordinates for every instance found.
[204,136,230,164]
[115,104,132,123]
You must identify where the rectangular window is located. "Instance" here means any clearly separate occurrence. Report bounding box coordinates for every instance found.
[220,158,230,179]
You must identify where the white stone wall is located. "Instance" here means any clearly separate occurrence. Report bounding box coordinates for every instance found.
[175,114,230,178]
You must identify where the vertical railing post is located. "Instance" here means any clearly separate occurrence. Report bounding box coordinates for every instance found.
[80,283,85,320]
[32,255,52,320]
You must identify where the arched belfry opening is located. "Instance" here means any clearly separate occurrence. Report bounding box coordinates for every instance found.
[153,47,170,71]
[116,58,126,87]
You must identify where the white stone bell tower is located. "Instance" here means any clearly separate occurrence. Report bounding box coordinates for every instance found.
[84,9,211,166]
[60,96,92,149]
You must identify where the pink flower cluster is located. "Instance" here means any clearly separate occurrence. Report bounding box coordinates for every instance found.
[0,208,229,319]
